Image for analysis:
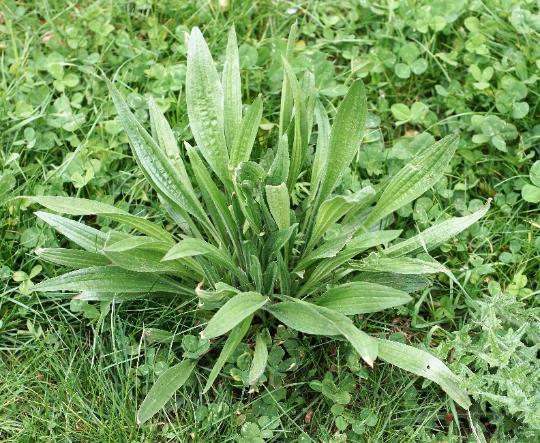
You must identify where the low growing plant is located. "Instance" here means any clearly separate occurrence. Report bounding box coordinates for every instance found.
[27,26,489,424]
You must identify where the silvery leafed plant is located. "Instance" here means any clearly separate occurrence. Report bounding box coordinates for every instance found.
[28,25,489,424]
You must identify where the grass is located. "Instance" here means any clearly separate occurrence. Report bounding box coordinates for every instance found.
[1,0,539,441]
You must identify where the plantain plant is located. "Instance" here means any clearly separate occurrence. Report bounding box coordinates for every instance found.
[27,25,489,424]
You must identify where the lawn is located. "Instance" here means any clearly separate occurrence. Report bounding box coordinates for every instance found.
[1,1,539,442]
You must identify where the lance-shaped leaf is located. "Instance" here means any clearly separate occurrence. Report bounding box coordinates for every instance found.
[365,134,459,226]
[137,359,197,425]
[317,80,367,203]
[31,266,185,294]
[352,256,449,274]
[268,299,377,366]
[186,143,239,249]
[75,291,147,302]
[230,96,262,168]
[262,224,297,264]
[248,333,268,385]
[315,282,412,315]
[109,83,211,230]
[267,134,290,186]
[310,100,330,197]
[265,183,290,230]
[201,292,268,339]
[308,187,374,250]
[186,27,229,185]
[353,272,431,293]
[283,59,309,190]
[266,301,340,336]
[377,338,471,409]
[148,97,182,163]
[278,22,298,136]
[104,236,197,277]
[203,316,252,393]
[319,307,378,366]
[223,26,242,148]
[36,211,107,252]
[162,237,238,277]
[382,200,491,257]
[297,230,403,297]
[35,248,109,268]
[30,195,174,244]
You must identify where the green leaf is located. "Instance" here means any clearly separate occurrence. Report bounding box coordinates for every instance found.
[353,272,431,293]
[295,232,351,272]
[269,299,376,366]
[265,183,290,230]
[185,143,238,248]
[137,359,197,425]
[201,292,268,339]
[267,134,290,186]
[391,103,411,122]
[149,97,182,162]
[29,196,123,215]
[109,83,211,231]
[315,282,412,314]
[309,188,374,250]
[162,237,221,259]
[35,248,109,268]
[319,307,378,366]
[353,256,448,275]
[31,266,185,294]
[310,100,331,197]
[266,301,340,336]
[104,236,195,276]
[382,200,490,257]
[297,230,402,297]
[278,22,298,136]
[248,333,268,385]
[365,134,459,226]
[30,196,174,244]
[377,338,471,409]
[394,63,411,79]
[203,316,252,393]
[522,184,540,203]
[74,291,146,302]
[230,96,262,167]
[317,80,367,203]
[530,160,540,187]
[186,27,229,186]
[223,26,242,149]
[36,211,107,252]
[262,224,297,264]
[282,59,308,190]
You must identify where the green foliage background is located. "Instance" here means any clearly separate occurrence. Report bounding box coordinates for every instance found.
[1,0,539,441]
